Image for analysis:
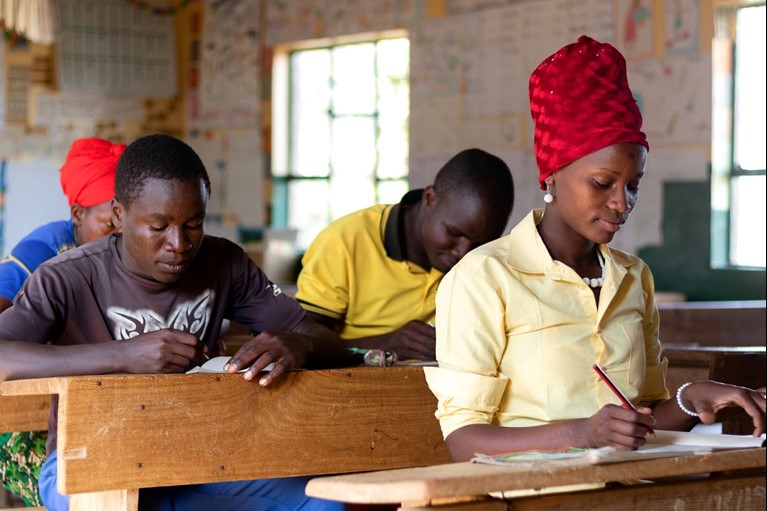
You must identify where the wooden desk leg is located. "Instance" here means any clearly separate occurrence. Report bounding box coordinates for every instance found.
[69,489,138,511]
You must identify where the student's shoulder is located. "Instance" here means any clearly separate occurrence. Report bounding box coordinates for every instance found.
[453,234,512,273]
[33,235,112,278]
[334,203,389,228]
[317,203,390,239]
[11,219,74,249]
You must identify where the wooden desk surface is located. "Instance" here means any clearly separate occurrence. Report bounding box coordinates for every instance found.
[305,448,766,504]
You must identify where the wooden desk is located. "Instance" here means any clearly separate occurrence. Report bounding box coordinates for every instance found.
[0,367,450,511]
[0,394,49,433]
[658,300,766,347]
[306,448,766,510]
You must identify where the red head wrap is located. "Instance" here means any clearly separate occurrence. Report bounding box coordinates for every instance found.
[59,137,126,208]
[529,35,649,190]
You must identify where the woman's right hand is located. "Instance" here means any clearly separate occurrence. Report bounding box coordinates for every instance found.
[581,404,656,450]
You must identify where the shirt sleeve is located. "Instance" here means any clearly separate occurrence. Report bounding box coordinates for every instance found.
[228,246,306,334]
[428,262,511,438]
[294,227,351,319]
[424,366,508,439]
[0,263,65,342]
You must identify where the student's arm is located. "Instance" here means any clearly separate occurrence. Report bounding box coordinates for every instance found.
[0,329,207,382]
[306,311,436,360]
[478,383,767,452]
[651,381,766,436]
[0,296,12,313]
[222,314,344,386]
[341,320,436,360]
[444,404,657,461]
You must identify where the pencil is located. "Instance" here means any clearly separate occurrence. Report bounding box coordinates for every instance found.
[592,364,655,435]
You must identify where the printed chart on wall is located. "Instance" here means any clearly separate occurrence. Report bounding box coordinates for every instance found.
[409,0,613,160]
[264,0,422,46]
[54,0,176,96]
[627,54,711,146]
[665,0,699,53]
[195,0,261,128]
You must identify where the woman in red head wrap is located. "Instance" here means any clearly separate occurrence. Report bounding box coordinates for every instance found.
[0,137,125,506]
[425,36,765,487]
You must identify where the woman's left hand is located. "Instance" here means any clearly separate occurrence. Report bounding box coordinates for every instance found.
[680,381,766,436]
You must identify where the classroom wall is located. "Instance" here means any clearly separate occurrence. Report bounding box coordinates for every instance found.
[1,0,764,300]
[249,0,763,300]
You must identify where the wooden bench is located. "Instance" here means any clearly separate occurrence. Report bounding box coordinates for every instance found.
[0,367,450,511]
[658,300,766,347]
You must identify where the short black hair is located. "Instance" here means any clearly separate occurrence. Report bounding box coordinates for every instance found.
[434,148,514,219]
[115,134,211,209]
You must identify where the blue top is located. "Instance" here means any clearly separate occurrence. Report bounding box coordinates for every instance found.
[0,219,76,302]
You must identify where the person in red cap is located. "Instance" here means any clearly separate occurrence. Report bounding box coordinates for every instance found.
[0,137,125,312]
[0,137,124,507]
[424,35,765,479]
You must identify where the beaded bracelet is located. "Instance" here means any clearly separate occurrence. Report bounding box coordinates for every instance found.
[676,382,701,417]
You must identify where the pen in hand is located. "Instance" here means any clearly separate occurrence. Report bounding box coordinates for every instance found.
[593,364,655,436]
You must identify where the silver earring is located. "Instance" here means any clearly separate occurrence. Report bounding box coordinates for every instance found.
[543,186,553,204]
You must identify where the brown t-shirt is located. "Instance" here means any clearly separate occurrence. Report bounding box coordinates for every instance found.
[0,233,305,453]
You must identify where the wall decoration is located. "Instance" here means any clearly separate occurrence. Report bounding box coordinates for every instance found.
[54,0,177,96]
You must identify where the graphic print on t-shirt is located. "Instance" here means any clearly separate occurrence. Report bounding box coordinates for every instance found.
[107,290,214,340]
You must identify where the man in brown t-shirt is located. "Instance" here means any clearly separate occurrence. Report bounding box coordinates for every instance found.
[0,134,344,511]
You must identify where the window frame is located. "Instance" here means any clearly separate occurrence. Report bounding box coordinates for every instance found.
[270,30,409,244]
[710,1,766,269]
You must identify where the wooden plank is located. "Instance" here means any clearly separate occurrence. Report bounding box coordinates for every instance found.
[658,300,766,346]
[0,377,65,397]
[305,448,766,503]
[0,394,50,432]
[52,367,450,495]
[397,474,765,511]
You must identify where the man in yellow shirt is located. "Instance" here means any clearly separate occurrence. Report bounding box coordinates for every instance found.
[295,148,514,361]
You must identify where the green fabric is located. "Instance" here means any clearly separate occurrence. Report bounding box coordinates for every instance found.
[0,431,46,506]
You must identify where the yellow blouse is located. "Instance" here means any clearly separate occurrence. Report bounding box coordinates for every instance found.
[425,209,669,440]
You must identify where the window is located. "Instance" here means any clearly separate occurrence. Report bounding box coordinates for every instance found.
[711,2,766,268]
[271,33,410,250]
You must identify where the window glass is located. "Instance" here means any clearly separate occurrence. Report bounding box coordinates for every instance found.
[332,43,376,115]
[377,38,410,179]
[377,179,409,204]
[731,175,766,267]
[711,3,765,269]
[331,116,376,179]
[290,49,331,177]
[276,35,410,250]
[330,175,375,220]
[733,6,766,171]
[288,179,329,249]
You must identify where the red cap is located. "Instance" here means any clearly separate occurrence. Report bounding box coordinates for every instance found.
[59,138,126,208]
[529,35,649,190]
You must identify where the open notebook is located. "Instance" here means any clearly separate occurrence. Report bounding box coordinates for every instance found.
[472,430,766,466]
[186,356,275,374]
